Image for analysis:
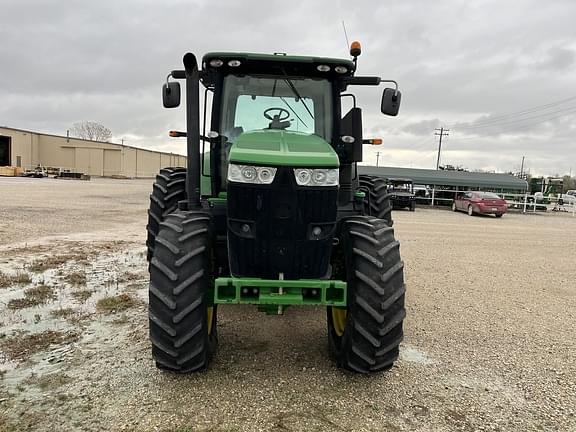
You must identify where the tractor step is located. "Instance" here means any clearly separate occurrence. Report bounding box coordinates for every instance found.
[214,277,346,306]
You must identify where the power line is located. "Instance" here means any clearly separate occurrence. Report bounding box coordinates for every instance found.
[453,104,576,131]
[448,95,576,129]
[450,106,576,138]
[410,150,438,167]
[401,132,443,153]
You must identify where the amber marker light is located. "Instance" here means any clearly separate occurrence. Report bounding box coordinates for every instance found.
[350,41,362,57]
[363,138,382,145]
[169,130,186,137]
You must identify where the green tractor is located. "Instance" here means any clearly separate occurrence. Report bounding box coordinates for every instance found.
[146,43,405,374]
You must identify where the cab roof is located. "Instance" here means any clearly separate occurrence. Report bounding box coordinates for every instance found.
[201,52,356,81]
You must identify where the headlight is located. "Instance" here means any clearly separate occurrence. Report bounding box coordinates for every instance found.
[227,164,277,184]
[294,168,339,187]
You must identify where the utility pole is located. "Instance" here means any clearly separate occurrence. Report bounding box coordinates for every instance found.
[520,156,525,177]
[376,151,381,167]
[435,127,449,170]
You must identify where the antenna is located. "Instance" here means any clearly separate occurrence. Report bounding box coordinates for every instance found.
[341,21,350,53]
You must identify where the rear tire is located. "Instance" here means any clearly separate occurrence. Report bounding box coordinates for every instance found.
[409,201,416,212]
[149,211,217,373]
[451,202,457,212]
[495,213,503,218]
[467,205,474,216]
[359,175,393,226]
[146,167,187,261]
[327,216,406,373]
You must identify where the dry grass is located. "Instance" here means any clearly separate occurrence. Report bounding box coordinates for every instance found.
[70,289,93,302]
[26,284,55,301]
[96,293,140,314]
[0,270,32,288]
[28,251,90,273]
[0,330,79,361]
[0,271,9,288]
[7,284,56,310]
[12,271,32,285]
[50,307,75,319]
[125,282,145,291]
[118,271,142,282]
[64,271,87,286]
[29,255,74,272]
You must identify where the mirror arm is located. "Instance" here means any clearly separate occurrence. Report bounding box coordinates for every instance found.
[380,79,399,96]
[165,71,185,95]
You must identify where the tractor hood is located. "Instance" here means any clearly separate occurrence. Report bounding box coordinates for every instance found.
[228,130,339,167]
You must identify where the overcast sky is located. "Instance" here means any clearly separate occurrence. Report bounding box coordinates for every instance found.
[1,0,575,176]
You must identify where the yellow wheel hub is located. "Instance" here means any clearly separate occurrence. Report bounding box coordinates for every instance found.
[207,306,214,335]
[331,308,347,337]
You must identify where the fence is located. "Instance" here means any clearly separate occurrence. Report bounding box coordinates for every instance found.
[414,188,576,216]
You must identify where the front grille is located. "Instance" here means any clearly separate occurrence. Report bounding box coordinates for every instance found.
[227,167,337,279]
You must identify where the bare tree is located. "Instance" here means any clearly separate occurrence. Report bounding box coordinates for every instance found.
[70,121,112,142]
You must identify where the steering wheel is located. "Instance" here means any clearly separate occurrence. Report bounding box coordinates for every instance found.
[263,107,290,121]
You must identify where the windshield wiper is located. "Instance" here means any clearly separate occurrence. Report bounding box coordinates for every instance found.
[279,96,308,128]
[271,77,308,128]
[283,77,314,121]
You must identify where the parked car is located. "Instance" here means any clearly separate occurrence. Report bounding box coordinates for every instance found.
[558,194,576,205]
[452,191,507,217]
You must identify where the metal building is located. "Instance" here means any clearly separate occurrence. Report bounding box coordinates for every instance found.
[0,126,186,178]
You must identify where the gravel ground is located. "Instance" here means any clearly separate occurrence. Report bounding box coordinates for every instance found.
[0,177,575,432]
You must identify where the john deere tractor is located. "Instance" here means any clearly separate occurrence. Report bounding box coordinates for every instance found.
[146,43,405,374]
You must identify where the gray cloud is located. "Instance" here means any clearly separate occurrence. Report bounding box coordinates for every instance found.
[1,0,575,175]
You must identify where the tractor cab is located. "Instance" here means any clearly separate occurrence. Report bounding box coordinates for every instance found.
[147,45,406,374]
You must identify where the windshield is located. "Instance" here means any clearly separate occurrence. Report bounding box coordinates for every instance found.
[218,75,333,188]
[389,181,412,191]
[477,192,501,199]
[220,75,333,141]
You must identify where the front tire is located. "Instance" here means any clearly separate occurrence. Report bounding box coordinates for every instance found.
[328,216,406,373]
[467,205,474,216]
[495,213,503,218]
[451,202,457,212]
[149,211,217,373]
[359,175,393,226]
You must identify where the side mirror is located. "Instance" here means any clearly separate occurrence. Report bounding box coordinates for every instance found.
[163,82,181,108]
[381,88,401,116]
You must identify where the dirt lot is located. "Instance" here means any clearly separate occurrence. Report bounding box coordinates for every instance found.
[1,177,575,432]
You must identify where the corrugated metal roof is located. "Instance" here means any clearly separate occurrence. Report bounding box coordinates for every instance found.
[358,166,528,191]
[0,126,185,157]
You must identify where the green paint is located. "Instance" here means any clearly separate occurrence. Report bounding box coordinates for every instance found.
[214,277,346,306]
[200,150,212,196]
[229,130,339,167]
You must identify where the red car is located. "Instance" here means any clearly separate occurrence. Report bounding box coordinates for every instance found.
[452,191,507,217]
